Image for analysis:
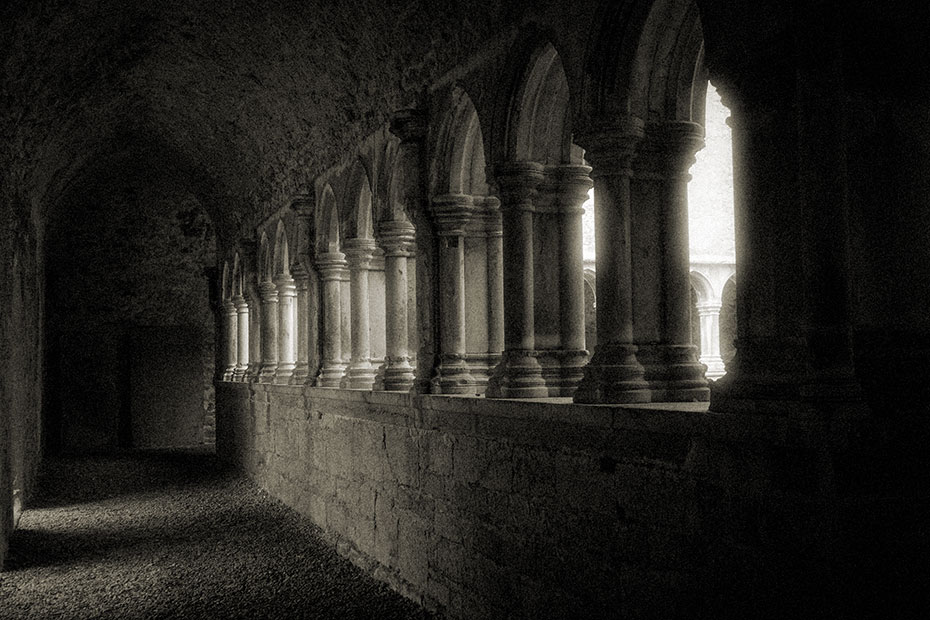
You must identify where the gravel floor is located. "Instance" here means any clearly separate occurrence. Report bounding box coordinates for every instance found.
[0,449,435,620]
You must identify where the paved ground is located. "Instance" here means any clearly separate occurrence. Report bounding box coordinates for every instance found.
[0,449,434,620]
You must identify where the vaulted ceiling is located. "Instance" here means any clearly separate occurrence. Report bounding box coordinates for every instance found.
[0,0,510,241]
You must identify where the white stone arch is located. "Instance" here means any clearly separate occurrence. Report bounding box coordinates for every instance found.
[689,269,715,304]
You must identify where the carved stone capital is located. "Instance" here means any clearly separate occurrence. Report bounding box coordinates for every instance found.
[575,117,645,176]
[550,164,594,214]
[258,281,279,302]
[315,251,348,280]
[274,275,296,297]
[430,193,474,236]
[343,238,377,270]
[492,161,546,213]
[377,219,416,255]
[638,121,705,178]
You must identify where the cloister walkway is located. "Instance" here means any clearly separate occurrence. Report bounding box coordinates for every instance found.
[0,449,433,619]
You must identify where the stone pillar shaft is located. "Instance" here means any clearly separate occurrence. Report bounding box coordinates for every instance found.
[556,165,591,353]
[574,124,651,403]
[486,209,505,358]
[430,194,476,394]
[234,295,249,381]
[223,301,238,381]
[258,282,279,382]
[379,220,416,391]
[246,291,262,380]
[698,302,725,379]
[487,162,548,398]
[316,252,347,387]
[291,271,311,384]
[275,276,297,382]
[632,122,709,402]
[345,239,377,390]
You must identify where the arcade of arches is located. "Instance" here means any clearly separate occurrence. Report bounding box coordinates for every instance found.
[2,1,929,618]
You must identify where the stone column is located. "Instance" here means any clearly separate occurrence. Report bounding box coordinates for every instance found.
[344,238,377,390]
[258,281,279,382]
[274,275,297,382]
[290,266,311,384]
[316,252,348,387]
[233,294,249,381]
[574,123,651,404]
[222,300,238,381]
[379,220,416,391]
[390,109,435,394]
[697,301,725,379]
[339,266,352,372]
[554,164,593,394]
[246,287,262,380]
[430,194,476,394]
[487,162,548,398]
[632,122,709,402]
[485,199,505,362]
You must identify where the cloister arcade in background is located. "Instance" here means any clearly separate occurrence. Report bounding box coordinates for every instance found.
[218,45,736,399]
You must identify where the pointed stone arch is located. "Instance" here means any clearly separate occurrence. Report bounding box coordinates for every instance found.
[258,230,272,283]
[272,220,290,278]
[319,184,341,254]
[579,0,705,128]
[432,86,491,197]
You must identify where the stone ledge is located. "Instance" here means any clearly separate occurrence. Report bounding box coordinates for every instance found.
[216,383,882,450]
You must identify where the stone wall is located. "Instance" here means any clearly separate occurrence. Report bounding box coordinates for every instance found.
[45,186,216,451]
[0,214,44,569]
[216,384,926,618]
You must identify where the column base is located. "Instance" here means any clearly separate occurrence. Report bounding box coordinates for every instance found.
[317,362,347,388]
[432,355,478,395]
[258,363,278,384]
[637,344,710,402]
[709,352,869,417]
[290,363,310,385]
[345,362,377,390]
[246,362,262,381]
[700,354,726,380]
[573,343,650,404]
[382,357,416,392]
[559,349,590,397]
[275,363,296,383]
[232,365,248,382]
[486,350,548,398]
[467,352,501,396]
[535,349,589,397]
[222,368,236,382]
